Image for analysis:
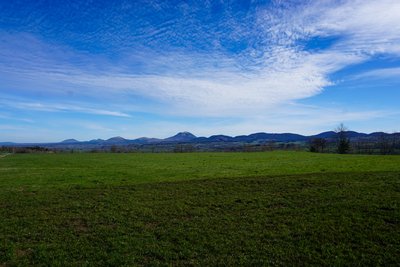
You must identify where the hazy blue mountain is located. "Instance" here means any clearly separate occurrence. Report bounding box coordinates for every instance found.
[164,132,197,142]
[345,131,369,138]
[310,131,336,139]
[368,132,389,138]
[87,139,105,144]
[233,133,308,142]
[61,139,80,143]
[0,142,16,145]
[2,130,399,149]
[131,137,162,144]
[106,137,128,144]
[203,135,234,142]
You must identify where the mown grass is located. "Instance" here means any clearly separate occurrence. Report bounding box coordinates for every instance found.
[1,151,400,189]
[0,152,399,266]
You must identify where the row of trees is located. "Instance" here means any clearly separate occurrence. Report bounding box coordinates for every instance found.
[310,123,399,154]
[309,124,349,154]
[0,146,52,153]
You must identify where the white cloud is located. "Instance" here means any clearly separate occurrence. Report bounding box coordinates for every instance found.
[0,99,131,118]
[1,1,400,119]
[353,67,400,79]
[286,0,400,54]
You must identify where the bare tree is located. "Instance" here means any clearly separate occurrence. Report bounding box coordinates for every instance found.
[335,123,350,154]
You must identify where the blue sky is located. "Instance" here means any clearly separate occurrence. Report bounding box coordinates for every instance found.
[1,0,400,142]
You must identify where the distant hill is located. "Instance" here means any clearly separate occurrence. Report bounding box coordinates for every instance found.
[87,139,105,144]
[207,135,234,142]
[132,137,162,144]
[310,131,336,139]
[233,133,308,142]
[164,132,197,142]
[106,136,127,143]
[0,142,16,146]
[61,139,80,144]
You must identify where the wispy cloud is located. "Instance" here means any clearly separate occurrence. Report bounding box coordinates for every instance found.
[353,67,400,79]
[0,113,34,123]
[0,98,131,118]
[0,125,26,131]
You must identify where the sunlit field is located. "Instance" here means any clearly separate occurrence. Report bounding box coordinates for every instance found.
[1,152,399,265]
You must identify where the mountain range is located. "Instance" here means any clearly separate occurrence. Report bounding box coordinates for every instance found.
[1,131,399,148]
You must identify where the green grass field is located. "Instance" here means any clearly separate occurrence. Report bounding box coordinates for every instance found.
[1,152,399,265]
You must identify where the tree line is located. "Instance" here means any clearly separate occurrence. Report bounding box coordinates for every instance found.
[309,123,400,155]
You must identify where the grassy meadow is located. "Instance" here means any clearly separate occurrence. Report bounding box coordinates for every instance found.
[0,151,399,265]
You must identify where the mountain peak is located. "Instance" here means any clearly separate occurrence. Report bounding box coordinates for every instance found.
[106,136,127,143]
[164,132,196,142]
[177,131,196,137]
[61,139,79,143]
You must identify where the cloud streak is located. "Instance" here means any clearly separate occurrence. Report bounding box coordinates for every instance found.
[0,98,131,118]
[353,67,400,79]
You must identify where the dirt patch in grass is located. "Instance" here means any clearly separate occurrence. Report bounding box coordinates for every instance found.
[70,218,89,233]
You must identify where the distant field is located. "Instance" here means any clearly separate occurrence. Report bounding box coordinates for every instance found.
[0,152,399,265]
[2,151,400,188]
